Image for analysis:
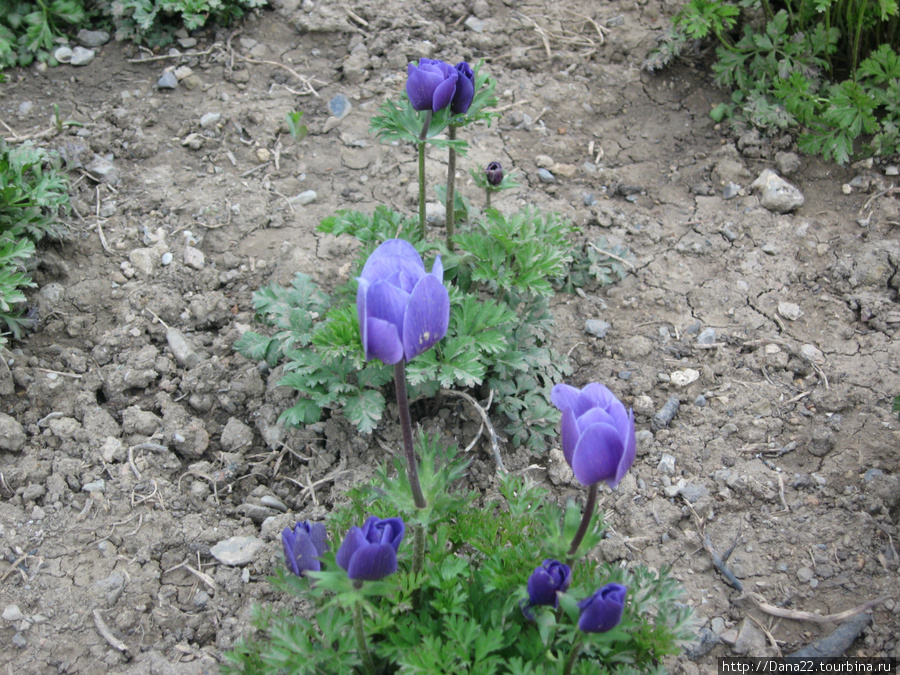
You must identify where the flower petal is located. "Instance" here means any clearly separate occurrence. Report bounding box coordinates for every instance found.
[402,274,449,361]
[431,69,458,111]
[577,583,627,633]
[359,240,425,285]
[364,317,404,364]
[347,543,398,581]
[560,407,579,468]
[451,62,475,114]
[407,65,446,111]
[551,383,581,413]
[575,383,617,417]
[613,410,637,486]
[430,254,444,282]
[570,422,625,487]
[308,522,329,556]
[574,406,617,434]
[336,526,366,572]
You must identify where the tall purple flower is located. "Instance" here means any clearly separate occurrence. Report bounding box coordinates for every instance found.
[356,239,450,365]
[281,521,328,577]
[336,516,405,581]
[550,383,636,488]
[577,583,627,633]
[451,61,475,114]
[406,59,459,113]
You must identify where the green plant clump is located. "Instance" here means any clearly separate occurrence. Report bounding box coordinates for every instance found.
[650,0,900,163]
[0,140,71,344]
[223,437,693,675]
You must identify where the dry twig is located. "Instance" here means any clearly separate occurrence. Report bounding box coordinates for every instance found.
[440,388,506,474]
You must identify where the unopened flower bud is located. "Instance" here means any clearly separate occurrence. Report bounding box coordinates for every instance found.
[485,161,503,186]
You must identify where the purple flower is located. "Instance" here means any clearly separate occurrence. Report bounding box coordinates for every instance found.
[527,559,572,608]
[406,58,459,113]
[336,516,405,581]
[451,61,475,114]
[550,383,636,488]
[577,583,627,633]
[356,239,450,365]
[485,161,503,186]
[281,521,328,577]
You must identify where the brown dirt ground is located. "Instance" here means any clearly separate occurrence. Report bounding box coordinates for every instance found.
[1,0,898,672]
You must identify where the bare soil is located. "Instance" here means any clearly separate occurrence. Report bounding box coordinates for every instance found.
[1,0,899,672]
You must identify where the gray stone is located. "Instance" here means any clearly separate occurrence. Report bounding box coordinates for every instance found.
[777,301,803,321]
[260,495,287,512]
[95,571,125,606]
[722,182,742,199]
[864,468,884,483]
[82,479,106,493]
[70,47,95,66]
[54,46,73,63]
[157,71,178,90]
[221,417,254,452]
[199,112,221,128]
[328,93,351,119]
[657,453,676,476]
[77,29,110,47]
[209,536,265,566]
[681,482,709,503]
[710,617,726,634]
[464,16,485,32]
[425,202,446,226]
[289,190,317,206]
[797,566,815,582]
[547,447,575,486]
[0,413,26,452]
[537,168,556,183]
[775,151,801,176]
[694,395,708,407]
[129,247,160,276]
[584,319,610,338]
[183,246,205,270]
[2,604,24,622]
[751,169,804,213]
[85,154,119,185]
[697,327,717,345]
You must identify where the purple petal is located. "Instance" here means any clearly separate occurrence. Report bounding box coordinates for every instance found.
[613,410,636,486]
[430,254,444,282]
[357,279,369,354]
[451,62,475,114]
[366,280,409,330]
[570,423,624,487]
[575,383,617,416]
[308,522,329,556]
[402,275,449,361]
[560,407,579,468]
[551,383,581,413]
[347,543,398,581]
[364,317,404,364]
[407,66,446,111]
[578,583,627,633]
[574,406,617,434]
[359,240,425,285]
[431,70,458,112]
[336,526,366,572]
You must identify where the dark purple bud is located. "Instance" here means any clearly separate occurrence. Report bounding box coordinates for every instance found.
[527,559,572,607]
[550,383,636,488]
[281,521,329,577]
[485,161,503,186]
[336,516,405,581]
[577,583,627,633]
[451,61,475,114]
[406,58,459,113]
[357,239,450,365]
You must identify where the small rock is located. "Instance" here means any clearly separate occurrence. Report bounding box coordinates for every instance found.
[885,165,899,177]
[82,479,105,493]
[129,247,160,276]
[652,397,680,431]
[161,251,173,266]
[178,37,198,49]
[2,605,24,622]
[182,133,204,150]
[777,301,803,321]
[583,193,596,206]
[537,168,556,183]
[548,447,575,486]
[657,453,676,476]
[221,417,254,452]
[157,71,178,90]
[864,468,884,483]
[464,16,484,32]
[289,190,317,206]
[670,368,700,387]
[775,151,801,176]
[584,319,611,338]
[199,112,221,128]
[260,495,288,512]
[696,328,717,345]
[174,65,193,80]
[11,633,26,649]
[85,154,119,185]
[761,243,778,255]
[183,246,205,270]
[694,395,707,407]
[425,202,446,226]
[722,182,742,199]
[210,536,265,566]
[799,343,825,365]
[797,566,815,582]
[54,46,73,63]
[328,93,351,119]
[550,163,577,178]
[635,429,653,456]
[0,413,26,452]
[733,618,768,656]
[617,370,631,381]
[77,29,110,47]
[681,482,709,503]
[710,617,726,635]
[750,169,804,213]
[535,155,554,168]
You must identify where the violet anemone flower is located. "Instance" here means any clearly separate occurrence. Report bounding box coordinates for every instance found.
[550,383,636,488]
[485,161,503,186]
[577,583,627,633]
[406,58,459,113]
[356,239,450,365]
[451,61,475,114]
[281,521,328,577]
[336,516,405,581]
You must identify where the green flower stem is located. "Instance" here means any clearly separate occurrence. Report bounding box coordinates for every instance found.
[567,482,598,562]
[416,111,432,240]
[445,124,458,250]
[352,601,377,675]
[563,635,585,675]
[394,361,427,510]
[485,187,491,210]
[417,141,426,239]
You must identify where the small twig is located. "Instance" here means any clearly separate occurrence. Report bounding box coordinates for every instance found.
[0,553,31,583]
[776,473,789,512]
[164,560,218,592]
[745,592,891,624]
[748,614,784,657]
[235,55,325,96]
[859,184,896,214]
[588,242,635,269]
[345,6,369,27]
[93,609,131,659]
[127,44,221,63]
[36,411,65,427]
[440,388,506,474]
[462,423,485,454]
[35,367,82,379]
[127,444,142,480]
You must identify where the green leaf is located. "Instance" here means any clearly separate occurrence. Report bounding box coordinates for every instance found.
[277,398,322,427]
[343,388,385,434]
